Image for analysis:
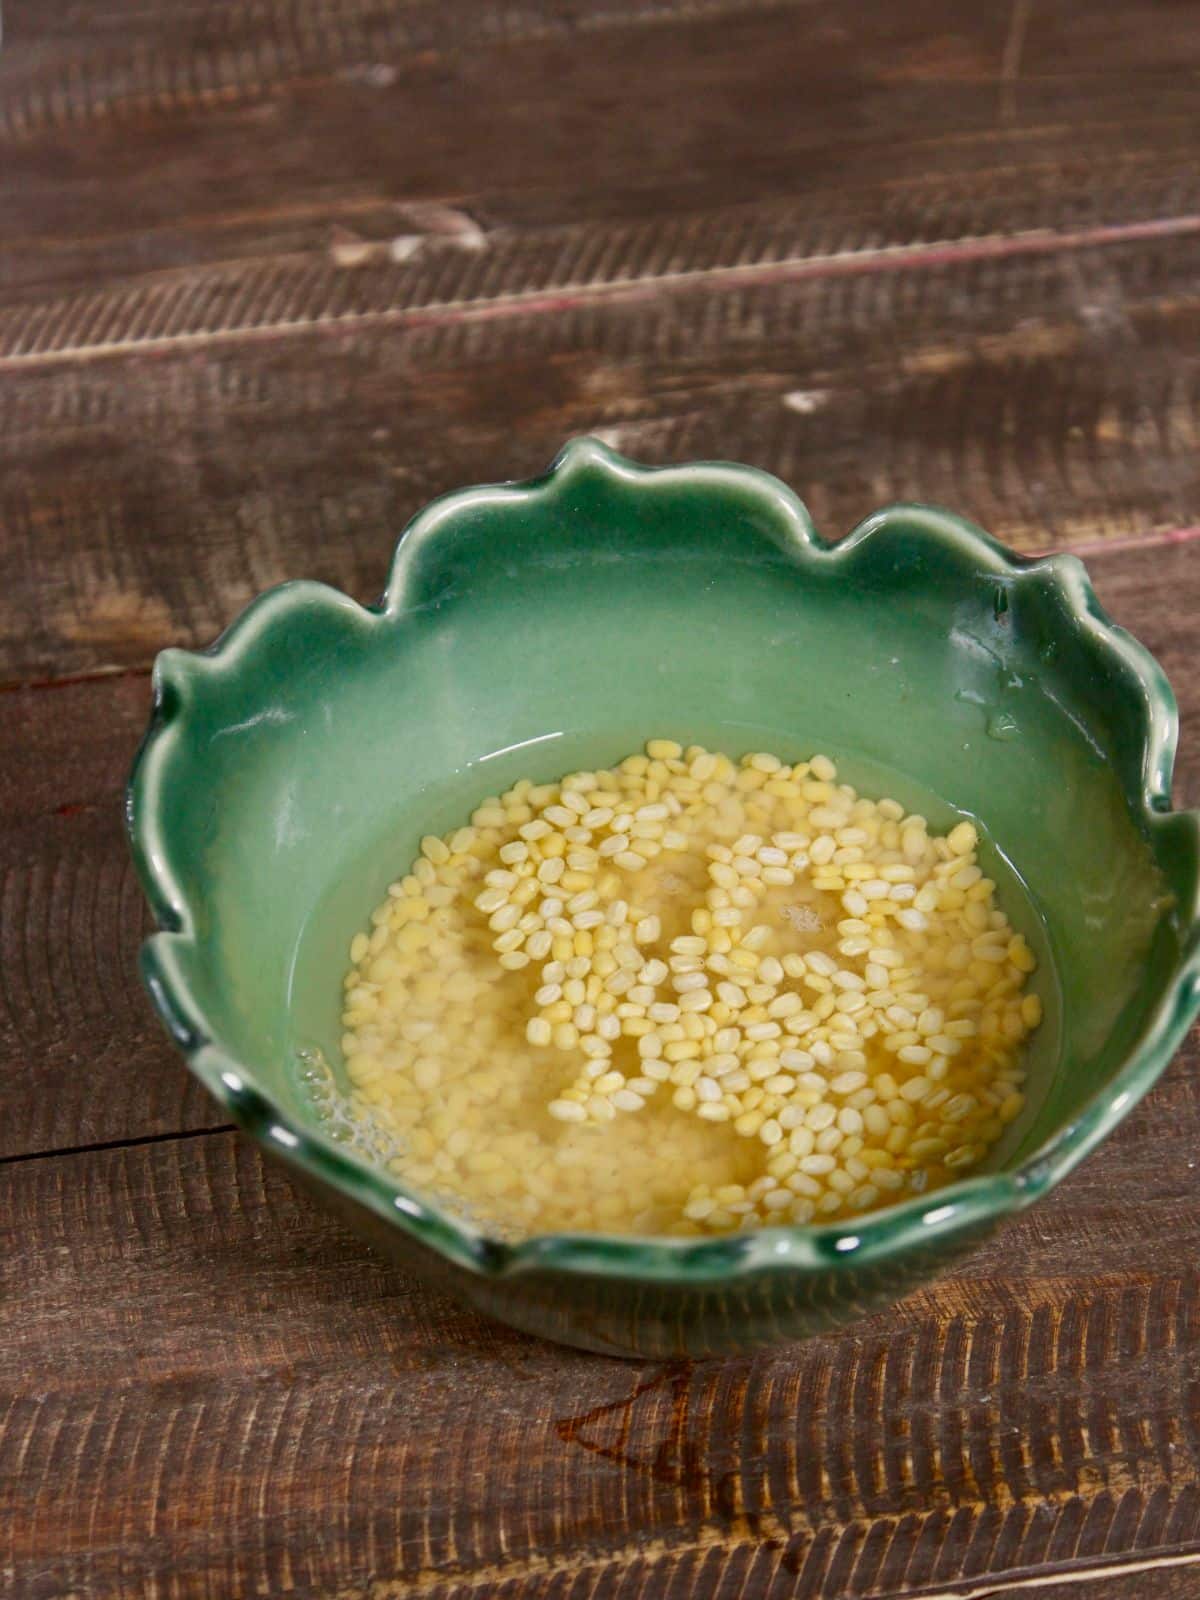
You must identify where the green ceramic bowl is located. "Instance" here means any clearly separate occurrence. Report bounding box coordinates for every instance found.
[128,439,1200,1357]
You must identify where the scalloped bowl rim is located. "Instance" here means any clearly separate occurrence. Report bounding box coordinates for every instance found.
[127,438,1200,1285]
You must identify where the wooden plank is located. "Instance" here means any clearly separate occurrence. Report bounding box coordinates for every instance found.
[4,229,1200,680]
[0,673,226,1159]
[3,1014,1200,1599]
[7,183,1200,370]
[0,538,1195,1167]
[1080,540,1200,811]
[2,2,1200,299]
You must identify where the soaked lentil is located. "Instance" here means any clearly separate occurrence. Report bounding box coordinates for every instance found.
[341,743,1039,1238]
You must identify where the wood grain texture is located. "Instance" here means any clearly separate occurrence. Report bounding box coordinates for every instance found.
[4,3,1200,679]
[3,2,1200,296]
[5,224,1200,679]
[0,541,1194,1163]
[0,673,227,1158]
[3,1022,1200,1598]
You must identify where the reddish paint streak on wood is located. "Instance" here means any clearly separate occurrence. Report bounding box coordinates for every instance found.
[0,665,152,695]
[404,212,1200,334]
[10,210,1200,372]
[1068,525,1200,561]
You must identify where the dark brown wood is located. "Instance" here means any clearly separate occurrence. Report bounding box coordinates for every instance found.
[4,1,1200,1594]
[4,1,1200,298]
[6,227,1200,681]
[4,8,1200,679]
[0,672,226,1158]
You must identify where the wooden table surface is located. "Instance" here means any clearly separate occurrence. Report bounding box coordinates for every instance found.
[3,3,1200,1595]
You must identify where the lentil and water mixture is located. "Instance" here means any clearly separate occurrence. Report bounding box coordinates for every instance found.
[340,742,1041,1238]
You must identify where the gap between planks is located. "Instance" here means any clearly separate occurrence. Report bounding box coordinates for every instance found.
[0,1122,236,1170]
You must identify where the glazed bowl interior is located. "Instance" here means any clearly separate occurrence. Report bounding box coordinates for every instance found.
[134,441,1200,1264]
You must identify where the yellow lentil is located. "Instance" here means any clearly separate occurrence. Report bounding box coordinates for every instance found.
[337,743,1042,1238]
